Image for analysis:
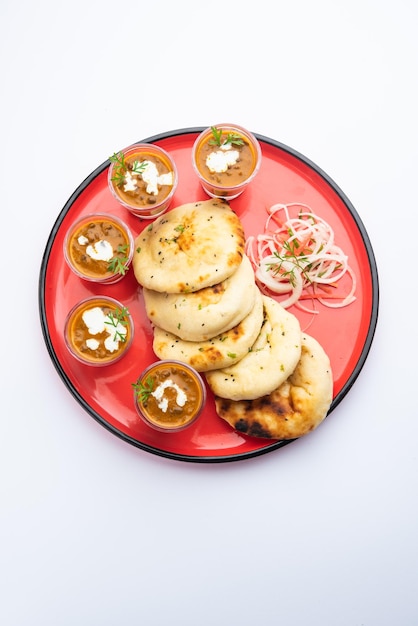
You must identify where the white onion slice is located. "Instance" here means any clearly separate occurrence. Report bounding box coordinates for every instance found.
[245,203,356,311]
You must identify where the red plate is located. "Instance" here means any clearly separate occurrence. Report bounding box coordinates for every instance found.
[38,129,379,463]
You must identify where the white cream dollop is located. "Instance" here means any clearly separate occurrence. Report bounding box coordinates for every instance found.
[151,379,187,413]
[123,170,138,192]
[85,338,100,350]
[81,306,127,353]
[85,240,114,262]
[104,322,127,353]
[206,143,239,173]
[82,307,106,335]
[141,160,174,195]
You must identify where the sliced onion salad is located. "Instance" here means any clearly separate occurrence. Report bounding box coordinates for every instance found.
[245,202,356,313]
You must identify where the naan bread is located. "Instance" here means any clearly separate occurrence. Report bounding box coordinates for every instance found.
[205,296,302,400]
[133,199,245,293]
[214,333,333,439]
[152,287,264,372]
[143,255,257,341]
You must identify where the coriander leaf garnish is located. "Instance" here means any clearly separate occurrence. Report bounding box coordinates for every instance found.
[209,126,223,146]
[209,126,244,147]
[132,376,155,403]
[168,224,186,244]
[107,244,130,276]
[266,241,313,287]
[109,151,127,187]
[104,306,129,342]
[109,151,146,187]
[225,132,244,147]
[132,160,147,175]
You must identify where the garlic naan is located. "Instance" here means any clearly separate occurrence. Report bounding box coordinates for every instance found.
[152,288,264,372]
[214,333,333,439]
[133,199,245,293]
[143,254,256,341]
[205,296,302,400]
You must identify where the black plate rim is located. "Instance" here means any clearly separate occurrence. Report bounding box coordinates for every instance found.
[38,127,379,463]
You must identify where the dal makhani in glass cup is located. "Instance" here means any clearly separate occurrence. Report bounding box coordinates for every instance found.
[64,213,134,284]
[64,296,134,367]
[192,123,262,200]
[108,143,178,219]
[133,360,206,432]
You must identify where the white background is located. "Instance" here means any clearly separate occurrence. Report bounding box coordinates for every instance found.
[1,1,417,624]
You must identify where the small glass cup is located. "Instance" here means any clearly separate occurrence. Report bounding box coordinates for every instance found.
[108,143,178,219]
[192,123,261,200]
[64,213,134,284]
[133,360,206,432]
[64,296,134,366]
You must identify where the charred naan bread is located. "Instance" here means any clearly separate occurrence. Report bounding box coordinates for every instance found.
[214,333,333,439]
[152,287,264,372]
[143,255,257,341]
[133,199,245,293]
[205,296,302,400]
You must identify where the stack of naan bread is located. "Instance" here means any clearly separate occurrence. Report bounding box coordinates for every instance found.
[133,199,333,440]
